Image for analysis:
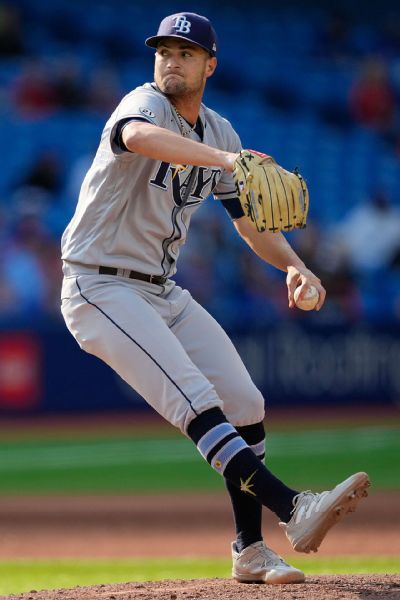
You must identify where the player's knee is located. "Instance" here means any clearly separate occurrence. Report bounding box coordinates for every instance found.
[225,386,265,427]
[246,390,266,424]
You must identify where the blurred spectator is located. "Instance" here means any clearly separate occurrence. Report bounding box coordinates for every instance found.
[10,151,64,226]
[331,191,400,273]
[391,245,400,270]
[86,65,121,114]
[349,56,396,135]
[262,80,299,113]
[17,150,63,196]
[0,277,16,314]
[381,12,400,57]
[0,3,25,57]
[53,57,86,109]
[314,10,355,63]
[1,213,60,315]
[13,60,57,116]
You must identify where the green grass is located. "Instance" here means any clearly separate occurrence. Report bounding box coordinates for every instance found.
[0,423,397,596]
[0,556,398,595]
[0,425,398,493]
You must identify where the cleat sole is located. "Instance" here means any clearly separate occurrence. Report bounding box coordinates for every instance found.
[287,473,370,553]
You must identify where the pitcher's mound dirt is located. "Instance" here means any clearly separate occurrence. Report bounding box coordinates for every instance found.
[2,575,400,600]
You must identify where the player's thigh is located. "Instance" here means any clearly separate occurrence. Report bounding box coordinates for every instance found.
[61,275,222,431]
[171,295,265,426]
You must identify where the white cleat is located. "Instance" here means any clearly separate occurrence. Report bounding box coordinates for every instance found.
[279,471,370,553]
[232,540,305,584]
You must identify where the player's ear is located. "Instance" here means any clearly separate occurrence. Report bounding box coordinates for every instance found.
[206,56,217,78]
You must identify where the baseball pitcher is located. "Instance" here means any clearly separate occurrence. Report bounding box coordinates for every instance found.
[61,12,369,584]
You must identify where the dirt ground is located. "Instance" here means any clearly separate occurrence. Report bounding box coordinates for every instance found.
[0,408,399,599]
[0,490,399,599]
[0,491,399,558]
[2,575,400,600]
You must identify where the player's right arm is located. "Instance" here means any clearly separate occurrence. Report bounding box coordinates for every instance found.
[233,216,326,311]
[122,121,236,172]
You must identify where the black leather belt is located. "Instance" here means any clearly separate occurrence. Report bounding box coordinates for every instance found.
[99,266,167,285]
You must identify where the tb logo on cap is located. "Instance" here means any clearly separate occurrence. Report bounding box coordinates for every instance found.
[173,15,191,33]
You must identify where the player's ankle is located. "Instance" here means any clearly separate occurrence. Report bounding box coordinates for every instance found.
[235,534,263,553]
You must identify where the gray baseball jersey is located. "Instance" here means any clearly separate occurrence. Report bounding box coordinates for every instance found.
[61,82,264,433]
[61,82,241,278]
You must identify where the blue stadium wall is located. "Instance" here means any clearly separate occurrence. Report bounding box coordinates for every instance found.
[0,323,399,415]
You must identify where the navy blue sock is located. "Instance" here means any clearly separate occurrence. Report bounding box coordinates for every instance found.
[187,408,298,524]
[226,422,265,553]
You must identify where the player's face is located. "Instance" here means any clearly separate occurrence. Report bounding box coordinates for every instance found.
[154,39,217,98]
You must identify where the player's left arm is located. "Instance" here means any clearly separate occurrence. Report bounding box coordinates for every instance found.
[233,215,326,311]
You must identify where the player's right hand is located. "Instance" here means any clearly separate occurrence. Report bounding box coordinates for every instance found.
[286,265,326,311]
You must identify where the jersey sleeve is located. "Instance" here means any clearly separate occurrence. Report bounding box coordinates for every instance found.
[110,86,168,155]
[212,124,245,219]
[113,117,149,153]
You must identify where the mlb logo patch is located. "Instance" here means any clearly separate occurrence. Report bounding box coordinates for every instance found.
[139,107,156,118]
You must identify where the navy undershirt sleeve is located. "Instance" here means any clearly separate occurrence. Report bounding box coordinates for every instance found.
[221,198,245,219]
[113,117,150,152]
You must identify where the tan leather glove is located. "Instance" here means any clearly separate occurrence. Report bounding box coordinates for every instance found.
[233,150,309,233]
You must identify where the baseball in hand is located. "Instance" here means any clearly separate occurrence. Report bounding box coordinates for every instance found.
[294,285,319,311]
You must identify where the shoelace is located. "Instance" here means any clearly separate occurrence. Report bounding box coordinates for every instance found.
[237,543,289,570]
[258,545,288,568]
[290,491,313,515]
[290,490,330,517]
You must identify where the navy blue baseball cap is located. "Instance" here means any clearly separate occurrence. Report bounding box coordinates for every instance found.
[145,13,217,56]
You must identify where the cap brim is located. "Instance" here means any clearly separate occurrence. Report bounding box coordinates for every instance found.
[145,34,214,55]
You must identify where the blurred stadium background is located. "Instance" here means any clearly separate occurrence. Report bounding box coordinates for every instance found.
[1,0,400,416]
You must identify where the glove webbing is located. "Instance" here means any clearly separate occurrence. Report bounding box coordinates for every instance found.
[236,152,308,233]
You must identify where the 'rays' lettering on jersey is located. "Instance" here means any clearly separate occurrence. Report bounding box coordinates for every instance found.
[150,162,222,206]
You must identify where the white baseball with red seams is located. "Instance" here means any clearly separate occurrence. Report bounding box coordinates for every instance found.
[294,285,319,311]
